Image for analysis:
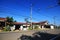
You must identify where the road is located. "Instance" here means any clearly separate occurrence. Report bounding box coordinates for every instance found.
[0,29,60,40]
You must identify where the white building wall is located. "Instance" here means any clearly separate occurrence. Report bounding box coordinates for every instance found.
[20,25,28,31]
[50,25,54,29]
[42,26,44,29]
[23,28,27,30]
[20,26,23,30]
[10,25,15,31]
[39,25,41,29]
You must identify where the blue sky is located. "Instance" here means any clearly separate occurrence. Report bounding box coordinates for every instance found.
[0,0,60,25]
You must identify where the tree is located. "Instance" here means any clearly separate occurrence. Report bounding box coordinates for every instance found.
[6,16,15,26]
[25,18,28,23]
[14,20,17,22]
[6,17,14,22]
[25,18,30,23]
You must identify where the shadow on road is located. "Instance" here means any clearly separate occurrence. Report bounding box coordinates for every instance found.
[18,32,60,40]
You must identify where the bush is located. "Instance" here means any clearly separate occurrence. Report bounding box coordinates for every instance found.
[28,27,32,30]
[3,25,10,31]
[34,25,39,29]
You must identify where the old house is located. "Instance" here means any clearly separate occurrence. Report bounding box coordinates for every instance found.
[0,17,54,31]
[0,17,7,30]
[13,21,51,30]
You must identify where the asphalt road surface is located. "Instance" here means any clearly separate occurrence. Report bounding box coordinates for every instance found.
[0,29,60,40]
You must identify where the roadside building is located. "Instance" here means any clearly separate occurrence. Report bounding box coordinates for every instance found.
[13,21,53,30]
[0,17,54,31]
[0,17,7,30]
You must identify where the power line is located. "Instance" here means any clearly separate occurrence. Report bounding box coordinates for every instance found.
[3,0,60,23]
[3,7,40,21]
[33,9,52,18]
[5,11,40,22]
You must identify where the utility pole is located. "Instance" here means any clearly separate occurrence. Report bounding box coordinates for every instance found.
[53,16,56,27]
[30,4,33,29]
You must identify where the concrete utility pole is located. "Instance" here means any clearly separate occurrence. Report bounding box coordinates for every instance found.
[30,4,33,29]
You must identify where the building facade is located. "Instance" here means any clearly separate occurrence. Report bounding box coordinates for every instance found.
[0,17,54,31]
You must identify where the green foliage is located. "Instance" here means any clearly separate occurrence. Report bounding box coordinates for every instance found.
[14,20,17,22]
[24,18,30,23]
[6,16,14,22]
[6,16,16,26]
[54,25,60,29]
[34,25,39,29]
[28,27,32,30]
[3,25,10,31]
